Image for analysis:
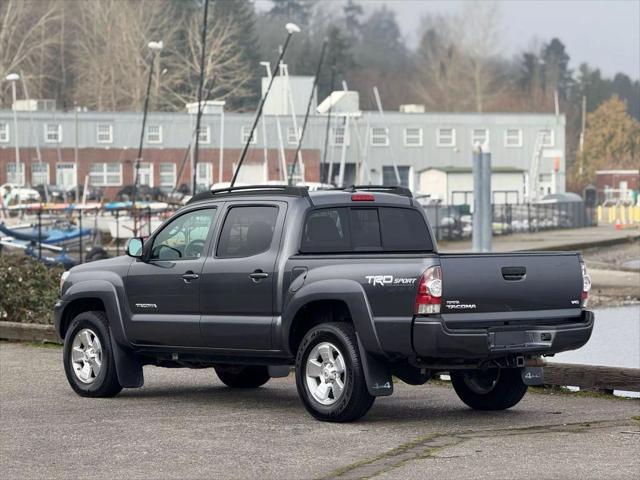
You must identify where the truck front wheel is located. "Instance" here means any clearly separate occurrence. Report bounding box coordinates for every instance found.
[214,366,270,388]
[295,322,375,422]
[63,311,123,397]
[450,368,527,410]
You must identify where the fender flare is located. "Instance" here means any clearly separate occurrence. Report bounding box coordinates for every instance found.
[281,279,393,397]
[59,280,143,388]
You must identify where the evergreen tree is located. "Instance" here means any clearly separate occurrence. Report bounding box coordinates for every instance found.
[541,38,572,99]
[343,0,363,42]
[211,0,261,110]
[269,0,312,25]
[357,6,406,71]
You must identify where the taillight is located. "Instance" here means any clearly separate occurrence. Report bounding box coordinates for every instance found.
[580,262,591,307]
[415,265,442,315]
[351,194,375,201]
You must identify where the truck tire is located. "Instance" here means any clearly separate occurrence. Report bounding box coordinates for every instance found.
[63,311,123,397]
[450,368,528,411]
[215,366,270,388]
[295,322,375,422]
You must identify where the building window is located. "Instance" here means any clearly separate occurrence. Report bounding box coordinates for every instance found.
[436,128,456,147]
[331,126,349,146]
[134,162,153,187]
[287,126,300,145]
[0,123,9,143]
[89,163,122,186]
[56,163,76,189]
[31,163,49,185]
[196,162,212,190]
[159,163,176,187]
[147,125,163,144]
[471,128,489,146]
[198,126,211,144]
[382,166,411,188]
[370,127,389,147]
[241,126,257,144]
[505,128,523,148]
[6,162,25,185]
[96,123,113,144]
[403,127,423,147]
[45,123,62,143]
[540,128,554,147]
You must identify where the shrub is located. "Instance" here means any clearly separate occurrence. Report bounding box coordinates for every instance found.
[0,254,64,324]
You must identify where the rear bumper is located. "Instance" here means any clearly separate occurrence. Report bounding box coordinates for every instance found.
[413,310,594,359]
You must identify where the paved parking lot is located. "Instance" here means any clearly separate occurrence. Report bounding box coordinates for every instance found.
[1,342,638,479]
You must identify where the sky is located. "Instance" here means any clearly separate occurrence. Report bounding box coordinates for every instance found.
[255,0,640,79]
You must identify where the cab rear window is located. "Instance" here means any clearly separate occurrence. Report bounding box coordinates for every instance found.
[300,207,433,253]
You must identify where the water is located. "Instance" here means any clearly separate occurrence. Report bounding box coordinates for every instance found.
[622,258,640,270]
[550,305,640,369]
[549,305,640,397]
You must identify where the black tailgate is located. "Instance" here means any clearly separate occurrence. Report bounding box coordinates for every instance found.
[439,253,583,325]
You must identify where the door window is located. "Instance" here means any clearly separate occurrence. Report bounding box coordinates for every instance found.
[150,208,216,261]
[217,206,278,258]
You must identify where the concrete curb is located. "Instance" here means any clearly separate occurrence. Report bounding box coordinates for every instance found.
[521,231,640,252]
[0,321,61,344]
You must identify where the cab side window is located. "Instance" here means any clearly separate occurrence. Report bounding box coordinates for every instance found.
[217,206,278,258]
[150,208,216,260]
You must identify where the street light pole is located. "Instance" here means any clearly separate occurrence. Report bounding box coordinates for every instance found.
[6,74,21,193]
[132,41,163,234]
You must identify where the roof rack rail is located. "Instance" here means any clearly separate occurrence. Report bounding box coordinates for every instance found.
[345,185,413,198]
[187,185,311,205]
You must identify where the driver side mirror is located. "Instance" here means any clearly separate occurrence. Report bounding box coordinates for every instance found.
[126,237,144,259]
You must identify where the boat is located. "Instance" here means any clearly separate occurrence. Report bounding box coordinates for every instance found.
[0,221,93,248]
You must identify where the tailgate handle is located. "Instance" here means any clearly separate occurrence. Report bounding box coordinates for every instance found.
[502,266,526,281]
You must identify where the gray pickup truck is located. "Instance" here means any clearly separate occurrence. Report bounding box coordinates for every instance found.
[55,185,594,422]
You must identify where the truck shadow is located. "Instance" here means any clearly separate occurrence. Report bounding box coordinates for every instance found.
[115,381,541,426]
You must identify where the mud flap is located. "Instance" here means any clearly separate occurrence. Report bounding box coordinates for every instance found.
[357,334,393,396]
[110,331,144,388]
[522,366,544,386]
[268,365,291,378]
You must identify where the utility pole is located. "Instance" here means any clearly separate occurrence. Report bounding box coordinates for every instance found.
[472,141,492,253]
[132,41,163,234]
[579,95,586,176]
[288,39,327,185]
[74,102,79,203]
[6,74,21,200]
[231,23,301,188]
[192,0,210,194]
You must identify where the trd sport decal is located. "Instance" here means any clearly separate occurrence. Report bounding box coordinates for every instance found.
[365,275,417,286]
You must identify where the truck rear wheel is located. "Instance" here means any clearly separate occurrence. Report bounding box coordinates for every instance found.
[63,311,123,398]
[450,368,528,410]
[215,366,270,388]
[295,322,375,422]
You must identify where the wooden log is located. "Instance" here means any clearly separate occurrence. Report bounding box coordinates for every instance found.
[543,362,640,392]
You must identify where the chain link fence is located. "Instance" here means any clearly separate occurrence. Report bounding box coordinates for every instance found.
[423,202,597,242]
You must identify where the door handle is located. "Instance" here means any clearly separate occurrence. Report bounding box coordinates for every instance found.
[502,266,526,281]
[182,271,199,283]
[249,270,269,282]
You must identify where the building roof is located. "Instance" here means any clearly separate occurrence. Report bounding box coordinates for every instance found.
[418,166,526,174]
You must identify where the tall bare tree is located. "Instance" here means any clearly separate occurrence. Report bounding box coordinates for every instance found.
[71,0,182,111]
[457,1,503,112]
[0,0,62,105]
[413,15,469,111]
[161,8,255,109]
